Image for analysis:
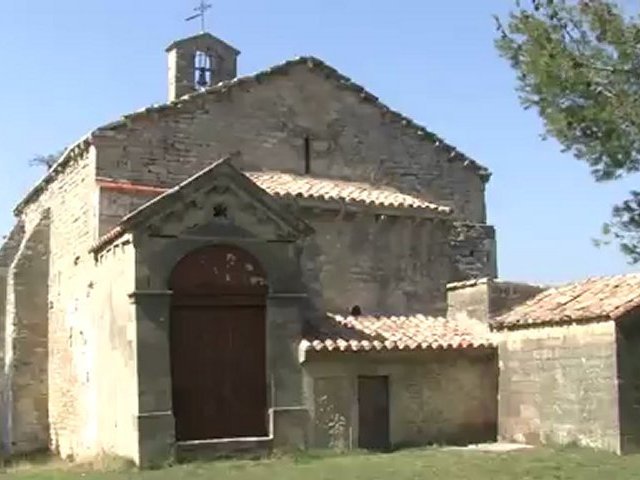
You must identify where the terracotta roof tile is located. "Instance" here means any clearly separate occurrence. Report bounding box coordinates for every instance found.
[495,273,640,328]
[301,313,495,354]
[246,171,451,214]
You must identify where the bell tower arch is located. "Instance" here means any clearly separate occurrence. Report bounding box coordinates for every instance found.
[166,32,240,101]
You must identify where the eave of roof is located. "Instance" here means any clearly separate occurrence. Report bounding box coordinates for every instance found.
[300,313,496,361]
[13,55,491,217]
[300,337,495,355]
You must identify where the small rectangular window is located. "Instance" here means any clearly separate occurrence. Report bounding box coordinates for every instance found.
[304,136,311,174]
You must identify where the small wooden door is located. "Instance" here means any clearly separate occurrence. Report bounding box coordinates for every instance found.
[358,376,390,450]
[169,245,269,442]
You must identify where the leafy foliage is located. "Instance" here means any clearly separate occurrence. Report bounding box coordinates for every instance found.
[495,0,640,262]
[29,150,64,170]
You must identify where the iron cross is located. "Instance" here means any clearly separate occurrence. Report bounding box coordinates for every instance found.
[186,0,213,33]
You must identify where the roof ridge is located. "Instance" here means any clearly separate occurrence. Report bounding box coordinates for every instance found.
[549,272,640,291]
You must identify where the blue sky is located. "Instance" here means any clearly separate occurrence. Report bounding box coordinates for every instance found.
[0,1,637,284]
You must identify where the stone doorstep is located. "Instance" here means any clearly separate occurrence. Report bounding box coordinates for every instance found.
[443,442,534,453]
[175,437,273,462]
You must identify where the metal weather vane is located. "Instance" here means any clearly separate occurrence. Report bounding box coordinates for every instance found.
[186,0,213,33]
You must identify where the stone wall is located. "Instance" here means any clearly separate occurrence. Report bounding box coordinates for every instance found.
[448,223,497,281]
[498,321,620,452]
[2,216,50,454]
[447,281,491,323]
[616,316,640,454]
[489,282,547,318]
[303,348,498,450]
[126,180,311,465]
[92,237,138,461]
[97,188,155,237]
[0,221,25,453]
[167,34,239,101]
[93,62,487,223]
[300,210,453,318]
[12,147,99,460]
[447,279,545,324]
[98,189,477,320]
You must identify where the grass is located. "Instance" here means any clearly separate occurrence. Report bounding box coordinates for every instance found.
[3,446,640,479]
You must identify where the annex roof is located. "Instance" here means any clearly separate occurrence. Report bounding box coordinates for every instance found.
[300,313,496,357]
[494,273,640,328]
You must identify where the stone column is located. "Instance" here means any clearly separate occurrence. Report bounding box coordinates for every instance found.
[267,293,310,450]
[130,290,175,467]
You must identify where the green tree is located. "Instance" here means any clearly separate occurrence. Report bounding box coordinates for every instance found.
[495,0,640,262]
[29,150,64,170]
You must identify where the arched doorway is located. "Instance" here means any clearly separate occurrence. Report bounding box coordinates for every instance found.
[169,245,268,441]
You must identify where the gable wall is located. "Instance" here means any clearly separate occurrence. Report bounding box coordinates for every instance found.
[498,321,620,453]
[94,64,487,224]
[14,149,100,460]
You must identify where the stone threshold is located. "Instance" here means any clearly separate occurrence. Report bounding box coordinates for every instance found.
[176,436,273,462]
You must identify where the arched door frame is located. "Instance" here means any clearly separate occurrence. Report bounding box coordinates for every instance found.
[132,235,309,466]
[168,244,269,441]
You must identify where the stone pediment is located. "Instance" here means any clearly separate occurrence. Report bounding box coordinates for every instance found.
[119,154,313,242]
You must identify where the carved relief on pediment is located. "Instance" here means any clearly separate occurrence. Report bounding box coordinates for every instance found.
[142,180,295,240]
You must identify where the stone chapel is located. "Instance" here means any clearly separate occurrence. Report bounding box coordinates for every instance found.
[9,31,635,467]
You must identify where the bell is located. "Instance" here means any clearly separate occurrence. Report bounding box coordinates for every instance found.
[196,67,208,88]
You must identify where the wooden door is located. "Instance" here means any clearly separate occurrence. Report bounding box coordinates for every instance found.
[169,245,268,442]
[358,376,390,450]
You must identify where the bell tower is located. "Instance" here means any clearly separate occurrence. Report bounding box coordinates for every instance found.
[166,32,241,101]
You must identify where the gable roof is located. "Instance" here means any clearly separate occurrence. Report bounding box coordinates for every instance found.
[90,155,313,253]
[494,273,640,329]
[300,313,495,357]
[15,56,490,216]
[165,32,241,54]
